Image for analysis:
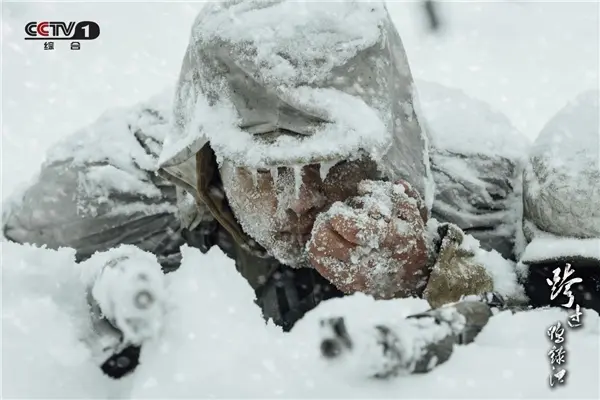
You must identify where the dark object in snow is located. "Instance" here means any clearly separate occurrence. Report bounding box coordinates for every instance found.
[423,1,441,32]
[318,283,600,380]
[83,249,166,379]
[101,345,141,379]
[186,218,345,332]
[89,253,166,345]
[318,294,512,378]
[320,317,353,359]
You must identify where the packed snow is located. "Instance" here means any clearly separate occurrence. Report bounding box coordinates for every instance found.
[521,237,600,264]
[2,1,600,398]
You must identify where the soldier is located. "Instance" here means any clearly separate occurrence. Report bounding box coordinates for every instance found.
[3,1,597,379]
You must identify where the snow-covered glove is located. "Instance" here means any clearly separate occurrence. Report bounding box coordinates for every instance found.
[307,179,430,299]
[423,223,494,308]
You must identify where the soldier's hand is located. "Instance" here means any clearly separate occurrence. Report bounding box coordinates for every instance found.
[307,180,430,299]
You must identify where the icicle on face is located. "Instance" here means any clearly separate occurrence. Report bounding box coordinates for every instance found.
[293,165,304,200]
[270,167,279,186]
[251,169,259,188]
[319,160,338,182]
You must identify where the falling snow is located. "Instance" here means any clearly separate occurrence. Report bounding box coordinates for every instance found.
[2,1,599,399]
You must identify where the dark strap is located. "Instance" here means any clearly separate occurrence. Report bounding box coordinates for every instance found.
[255,266,345,332]
[183,219,345,331]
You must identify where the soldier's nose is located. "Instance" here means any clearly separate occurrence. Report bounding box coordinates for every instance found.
[288,181,326,216]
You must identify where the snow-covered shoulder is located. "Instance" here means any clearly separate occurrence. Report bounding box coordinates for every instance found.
[1,88,178,245]
[414,80,530,161]
[415,80,529,259]
[46,87,174,173]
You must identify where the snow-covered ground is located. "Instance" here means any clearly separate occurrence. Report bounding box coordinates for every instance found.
[3,242,600,398]
[2,1,600,398]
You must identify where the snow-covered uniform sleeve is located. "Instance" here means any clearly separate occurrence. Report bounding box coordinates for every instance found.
[319,298,506,377]
[414,80,530,261]
[2,92,186,271]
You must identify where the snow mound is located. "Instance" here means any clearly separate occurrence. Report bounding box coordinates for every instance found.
[522,89,600,242]
[530,90,600,176]
[3,242,599,398]
[1,242,127,398]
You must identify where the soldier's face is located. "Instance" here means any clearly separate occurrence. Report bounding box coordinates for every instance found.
[219,157,379,267]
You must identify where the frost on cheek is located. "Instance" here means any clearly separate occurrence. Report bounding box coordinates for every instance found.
[221,163,313,267]
[393,218,412,235]
[221,164,275,250]
[274,169,296,222]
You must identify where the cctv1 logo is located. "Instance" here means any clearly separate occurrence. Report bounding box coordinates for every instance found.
[24,21,100,40]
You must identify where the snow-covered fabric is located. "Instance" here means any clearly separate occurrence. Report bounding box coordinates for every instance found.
[1,90,185,269]
[0,80,527,274]
[415,80,530,260]
[158,0,435,211]
[521,89,600,259]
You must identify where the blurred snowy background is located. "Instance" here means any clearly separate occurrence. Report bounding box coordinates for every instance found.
[3,1,599,200]
[2,1,600,399]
